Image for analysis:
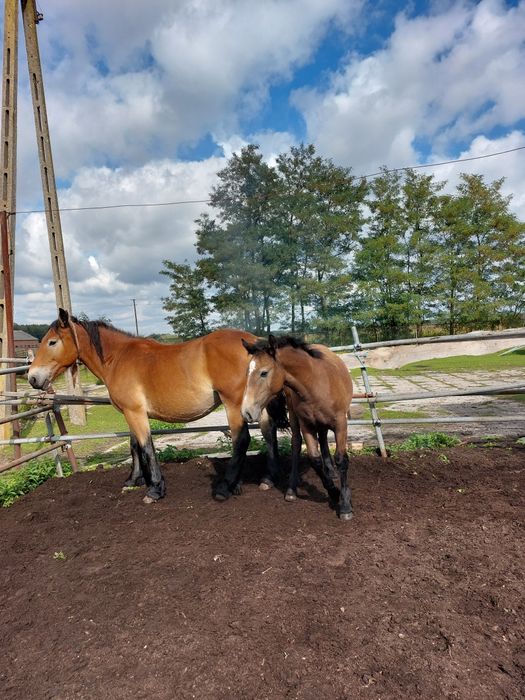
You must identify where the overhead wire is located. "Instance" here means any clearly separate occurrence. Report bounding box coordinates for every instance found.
[12,144,525,216]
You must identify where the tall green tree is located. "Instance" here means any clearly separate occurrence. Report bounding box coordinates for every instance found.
[195,145,281,333]
[353,169,407,338]
[400,169,444,334]
[275,143,366,335]
[160,260,211,339]
[433,174,525,332]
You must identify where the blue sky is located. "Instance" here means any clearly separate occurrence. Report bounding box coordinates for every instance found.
[5,0,525,333]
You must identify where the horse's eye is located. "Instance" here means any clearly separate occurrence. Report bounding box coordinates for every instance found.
[48,339,57,347]
[260,370,269,378]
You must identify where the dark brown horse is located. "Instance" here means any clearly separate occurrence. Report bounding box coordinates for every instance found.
[28,309,283,503]
[240,335,354,520]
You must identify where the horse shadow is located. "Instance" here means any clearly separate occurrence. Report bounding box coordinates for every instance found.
[208,453,332,504]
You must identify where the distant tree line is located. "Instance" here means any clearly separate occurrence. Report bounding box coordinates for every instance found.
[161,143,525,344]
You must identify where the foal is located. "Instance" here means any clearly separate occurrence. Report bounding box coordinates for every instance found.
[241,335,354,520]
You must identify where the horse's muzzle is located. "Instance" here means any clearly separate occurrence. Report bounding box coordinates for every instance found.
[27,369,50,390]
[241,406,260,424]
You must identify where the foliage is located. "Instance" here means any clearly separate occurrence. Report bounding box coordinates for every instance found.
[390,432,461,453]
[149,419,185,431]
[160,144,524,343]
[157,445,209,462]
[160,260,211,339]
[13,323,49,341]
[0,458,72,507]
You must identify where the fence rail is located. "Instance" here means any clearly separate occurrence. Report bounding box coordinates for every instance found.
[0,326,524,474]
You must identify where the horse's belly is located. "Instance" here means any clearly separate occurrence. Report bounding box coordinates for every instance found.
[147,386,219,423]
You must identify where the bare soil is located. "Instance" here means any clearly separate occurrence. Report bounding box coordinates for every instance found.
[1,444,524,700]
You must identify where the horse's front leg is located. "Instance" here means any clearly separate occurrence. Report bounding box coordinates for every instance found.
[122,435,146,488]
[258,406,280,490]
[214,400,250,501]
[124,409,166,504]
[334,418,353,521]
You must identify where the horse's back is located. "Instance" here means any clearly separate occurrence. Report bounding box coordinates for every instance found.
[310,344,353,401]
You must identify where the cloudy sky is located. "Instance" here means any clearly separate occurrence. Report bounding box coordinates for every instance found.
[6,0,525,334]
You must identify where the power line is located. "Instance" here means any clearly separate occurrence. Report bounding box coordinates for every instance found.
[12,144,525,215]
[361,145,525,179]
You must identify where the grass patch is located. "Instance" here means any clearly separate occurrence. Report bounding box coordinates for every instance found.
[389,432,461,453]
[369,347,525,376]
[0,458,72,507]
[361,406,427,421]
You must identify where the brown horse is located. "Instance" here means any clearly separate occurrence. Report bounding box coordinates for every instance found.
[240,335,354,520]
[27,309,284,503]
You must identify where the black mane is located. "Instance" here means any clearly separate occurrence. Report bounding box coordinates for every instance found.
[51,317,135,361]
[254,335,323,359]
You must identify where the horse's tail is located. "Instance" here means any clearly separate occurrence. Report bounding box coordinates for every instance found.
[266,392,289,429]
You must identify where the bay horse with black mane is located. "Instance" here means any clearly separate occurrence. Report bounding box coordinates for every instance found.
[241,335,354,520]
[28,309,284,503]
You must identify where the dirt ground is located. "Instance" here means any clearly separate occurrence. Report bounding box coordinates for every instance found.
[1,443,524,700]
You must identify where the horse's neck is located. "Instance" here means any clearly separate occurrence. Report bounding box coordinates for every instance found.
[75,323,126,382]
[278,349,314,402]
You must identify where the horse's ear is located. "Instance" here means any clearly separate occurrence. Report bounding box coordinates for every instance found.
[58,308,70,328]
[242,338,256,355]
[268,334,278,357]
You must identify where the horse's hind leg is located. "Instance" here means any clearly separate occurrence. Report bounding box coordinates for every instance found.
[124,410,166,504]
[258,407,280,490]
[214,401,250,501]
[123,435,146,488]
[285,408,302,501]
[304,430,340,505]
[334,419,353,521]
[319,428,337,481]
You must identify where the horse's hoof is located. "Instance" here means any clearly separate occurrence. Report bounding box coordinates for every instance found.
[339,511,353,521]
[285,489,297,502]
[123,476,145,488]
[143,495,157,505]
[259,478,273,491]
[214,483,231,501]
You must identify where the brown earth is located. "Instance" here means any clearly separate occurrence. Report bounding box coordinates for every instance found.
[1,443,524,700]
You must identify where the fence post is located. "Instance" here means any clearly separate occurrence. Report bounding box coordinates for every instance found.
[52,402,79,472]
[45,411,63,477]
[351,325,388,458]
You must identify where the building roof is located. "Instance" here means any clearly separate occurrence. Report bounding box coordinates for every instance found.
[13,330,39,342]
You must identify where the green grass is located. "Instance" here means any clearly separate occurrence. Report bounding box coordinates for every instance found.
[369,347,525,376]
[2,404,189,466]
[389,432,461,453]
[0,458,72,507]
[361,406,427,421]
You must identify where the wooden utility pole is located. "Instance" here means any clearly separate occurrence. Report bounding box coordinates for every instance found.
[0,0,18,440]
[0,0,85,426]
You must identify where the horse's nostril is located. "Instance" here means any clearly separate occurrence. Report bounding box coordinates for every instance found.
[244,410,253,423]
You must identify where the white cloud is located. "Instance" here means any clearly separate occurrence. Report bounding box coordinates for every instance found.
[431,131,525,220]
[294,0,525,173]
[21,0,361,179]
[14,157,225,333]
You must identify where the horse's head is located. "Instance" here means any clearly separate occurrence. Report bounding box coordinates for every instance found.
[240,335,285,423]
[28,308,79,390]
